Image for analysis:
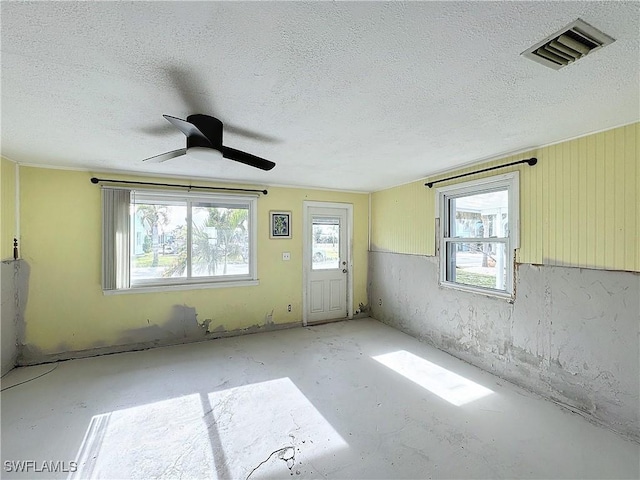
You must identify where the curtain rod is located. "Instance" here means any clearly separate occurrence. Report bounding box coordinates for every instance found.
[425,157,537,188]
[90,177,268,195]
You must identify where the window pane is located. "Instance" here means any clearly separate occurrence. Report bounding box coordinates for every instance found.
[191,204,249,277]
[312,216,340,270]
[450,190,508,238]
[446,242,507,291]
[131,203,188,281]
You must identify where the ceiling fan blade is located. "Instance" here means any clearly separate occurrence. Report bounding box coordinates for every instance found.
[224,123,280,144]
[163,115,211,145]
[166,66,213,114]
[220,146,276,171]
[138,124,176,137]
[142,148,187,163]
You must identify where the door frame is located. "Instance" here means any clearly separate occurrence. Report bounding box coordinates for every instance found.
[302,201,354,326]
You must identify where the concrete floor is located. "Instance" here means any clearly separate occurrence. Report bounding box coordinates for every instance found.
[1,318,638,479]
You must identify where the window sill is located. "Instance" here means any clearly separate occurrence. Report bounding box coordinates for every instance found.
[103,279,259,295]
[439,281,514,302]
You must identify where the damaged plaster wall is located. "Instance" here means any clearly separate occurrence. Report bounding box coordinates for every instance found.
[20,302,301,365]
[369,251,640,441]
[1,260,19,375]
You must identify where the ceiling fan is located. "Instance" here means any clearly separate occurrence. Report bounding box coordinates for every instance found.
[143,113,276,171]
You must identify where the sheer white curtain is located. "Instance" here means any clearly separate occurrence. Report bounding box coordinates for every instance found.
[102,188,130,290]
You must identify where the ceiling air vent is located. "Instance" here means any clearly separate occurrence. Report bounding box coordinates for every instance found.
[522,19,615,70]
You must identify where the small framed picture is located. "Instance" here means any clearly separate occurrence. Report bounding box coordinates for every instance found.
[270,211,292,239]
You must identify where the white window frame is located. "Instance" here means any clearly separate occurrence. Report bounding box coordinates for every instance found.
[102,188,258,294]
[435,172,519,298]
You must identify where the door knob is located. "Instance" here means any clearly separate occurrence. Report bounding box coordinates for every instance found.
[342,269,348,273]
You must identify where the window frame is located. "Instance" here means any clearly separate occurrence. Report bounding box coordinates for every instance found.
[435,172,519,298]
[103,188,258,294]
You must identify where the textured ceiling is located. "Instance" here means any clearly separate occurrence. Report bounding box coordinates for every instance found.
[1,1,638,192]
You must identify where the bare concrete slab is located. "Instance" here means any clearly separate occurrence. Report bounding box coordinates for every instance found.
[1,319,638,479]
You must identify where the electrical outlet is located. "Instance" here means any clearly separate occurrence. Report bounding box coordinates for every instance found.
[287,304,292,312]
[282,252,291,261]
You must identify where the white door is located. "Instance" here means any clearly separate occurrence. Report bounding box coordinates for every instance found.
[304,203,351,324]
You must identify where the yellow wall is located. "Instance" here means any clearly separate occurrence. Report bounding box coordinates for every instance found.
[370,180,432,256]
[1,158,17,261]
[19,167,369,355]
[371,122,639,272]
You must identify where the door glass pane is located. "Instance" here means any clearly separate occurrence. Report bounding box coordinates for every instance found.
[131,203,188,281]
[191,203,250,277]
[446,241,507,291]
[450,190,508,238]
[312,216,340,270]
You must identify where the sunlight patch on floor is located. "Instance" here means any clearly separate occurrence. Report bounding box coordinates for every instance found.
[372,350,493,406]
[205,377,348,477]
[70,378,347,479]
[70,393,213,479]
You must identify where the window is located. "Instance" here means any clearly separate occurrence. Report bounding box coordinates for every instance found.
[436,172,519,297]
[102,188,257,292]
[311,216,340,270]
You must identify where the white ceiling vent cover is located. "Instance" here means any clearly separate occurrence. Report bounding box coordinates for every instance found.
[522,19,615,70]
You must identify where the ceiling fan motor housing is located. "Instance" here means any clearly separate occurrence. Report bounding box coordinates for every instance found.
[186,114,223,149]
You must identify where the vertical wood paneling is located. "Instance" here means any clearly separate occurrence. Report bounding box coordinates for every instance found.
[603,130,615,269]
[562,141,572,267]
[535,142,544,264]
[595,134,606,268]
[637,123,640,272]
[623,124,637,271]
[370,123,639,272]
[556,142,565,266]
[370,179,434,255]
[569,139,579,266]
[520,153,531,262]
[585,134,596,267]
[547,144,557,265]
[578,136,587,265]
[636,124,640,273]
[613,128,626,270]
[542,142,550,266]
